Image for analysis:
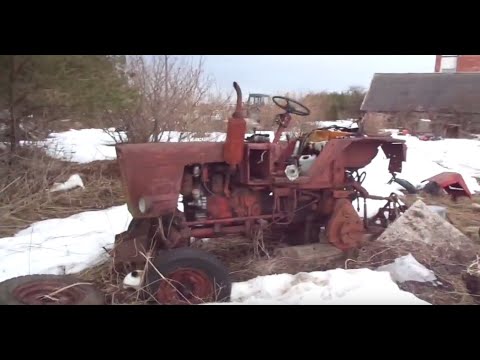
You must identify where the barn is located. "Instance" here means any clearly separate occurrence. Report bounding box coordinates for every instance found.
[360,73,480,138]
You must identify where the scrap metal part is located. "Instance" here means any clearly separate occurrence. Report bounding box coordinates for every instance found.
[422,172,472,199]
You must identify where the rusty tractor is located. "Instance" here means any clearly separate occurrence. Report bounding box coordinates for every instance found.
[111,82,408,304]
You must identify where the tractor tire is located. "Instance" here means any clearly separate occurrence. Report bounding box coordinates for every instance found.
[146,247,232,305]
[394,178,417,194]
[0,274,105,305]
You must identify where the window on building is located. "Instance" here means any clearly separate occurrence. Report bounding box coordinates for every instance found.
[440,55,458,73]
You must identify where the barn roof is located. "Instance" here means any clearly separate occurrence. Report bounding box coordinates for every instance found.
[360,73,480,114]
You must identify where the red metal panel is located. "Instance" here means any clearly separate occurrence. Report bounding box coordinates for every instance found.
[116,142,225,217]
[207,195,233,219]
[424,172,472,198]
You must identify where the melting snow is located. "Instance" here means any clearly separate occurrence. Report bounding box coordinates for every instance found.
[206,269,429,305]
[49,174,85,193]
[377,254,437,284]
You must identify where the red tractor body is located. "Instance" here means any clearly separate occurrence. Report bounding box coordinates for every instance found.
[112,82,407,304]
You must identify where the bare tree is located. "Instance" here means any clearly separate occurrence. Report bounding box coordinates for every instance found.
[106,55,231,144]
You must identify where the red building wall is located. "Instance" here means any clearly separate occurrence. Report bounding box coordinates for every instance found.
[435,55,480,72]
[457,56,480,72]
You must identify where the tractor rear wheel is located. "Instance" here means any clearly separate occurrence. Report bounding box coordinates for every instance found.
[0,274,105,305]
[145,247,232,305]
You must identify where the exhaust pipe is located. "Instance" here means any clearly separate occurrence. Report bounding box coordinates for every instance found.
[223,81,247,168]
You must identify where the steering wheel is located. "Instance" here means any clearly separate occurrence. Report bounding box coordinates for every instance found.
[272,96,311,117]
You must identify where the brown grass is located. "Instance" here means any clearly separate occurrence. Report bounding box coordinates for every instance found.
[0,145,124,238]
[74,232,348,305]
[190,235,346,282]
[76,261,151,305]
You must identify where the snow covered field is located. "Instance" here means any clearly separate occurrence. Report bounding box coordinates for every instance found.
[360,133,480,217]
[1,126,479,304]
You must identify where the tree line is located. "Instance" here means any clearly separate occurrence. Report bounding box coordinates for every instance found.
[0,55,366,151]
[299,86,366,121]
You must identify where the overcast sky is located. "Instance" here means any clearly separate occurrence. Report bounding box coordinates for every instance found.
[197,55,435,96]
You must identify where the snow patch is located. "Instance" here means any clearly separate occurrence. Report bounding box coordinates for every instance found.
[123,270,144,290]
[49,174,85,192]
[377,254,437,284]
[0,205,132,283]
[206,269,429,305]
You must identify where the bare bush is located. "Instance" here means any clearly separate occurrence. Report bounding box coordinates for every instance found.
[105,55,231,144]
[302,92,334,122]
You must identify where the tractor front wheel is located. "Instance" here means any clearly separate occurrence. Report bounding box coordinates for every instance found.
[145,247,232,305]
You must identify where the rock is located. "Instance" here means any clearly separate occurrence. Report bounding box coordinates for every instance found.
[463,271,480,303]
[356,200,478,268]
[426,205,447,220]
[472,203,480,212]
[376,200,470,250]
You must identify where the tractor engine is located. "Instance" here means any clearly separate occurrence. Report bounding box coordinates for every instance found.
[180,163,266,223]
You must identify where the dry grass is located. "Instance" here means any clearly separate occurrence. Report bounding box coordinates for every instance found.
[191,235,346,282]
[74,233,348,305]
[77,261,151,305]
[0,145,124,238]
[77,248,232,305]
[0,144,133,302]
